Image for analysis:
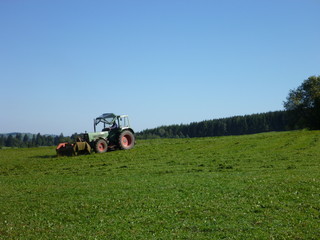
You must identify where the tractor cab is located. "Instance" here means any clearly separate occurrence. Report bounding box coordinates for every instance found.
[94,113,131,132]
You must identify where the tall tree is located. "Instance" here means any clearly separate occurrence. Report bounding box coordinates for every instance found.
[23,134,29,146]
[35,133,43,146]
[284,76,320,129]
[0,135,5,148]
[6,135,14,147]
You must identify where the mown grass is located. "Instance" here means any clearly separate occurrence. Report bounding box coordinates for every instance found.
[0,130,319,239]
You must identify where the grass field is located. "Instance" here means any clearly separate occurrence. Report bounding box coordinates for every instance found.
[0,130,319,239]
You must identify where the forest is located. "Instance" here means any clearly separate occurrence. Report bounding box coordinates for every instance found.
[136,110,290,139]
[0,133,77,148]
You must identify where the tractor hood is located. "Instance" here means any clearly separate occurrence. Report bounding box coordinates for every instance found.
[84,131,109,143]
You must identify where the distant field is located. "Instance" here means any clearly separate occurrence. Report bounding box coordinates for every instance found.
[0,130,319,239]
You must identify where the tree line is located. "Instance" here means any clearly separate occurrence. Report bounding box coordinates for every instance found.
[0,133,78,148]
[136,111,289,139]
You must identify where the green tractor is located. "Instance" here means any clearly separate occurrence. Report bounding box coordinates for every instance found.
[56,113,135,156]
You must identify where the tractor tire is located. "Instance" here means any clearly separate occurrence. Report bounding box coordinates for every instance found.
[95,139,108,153]
[119,130,135,150]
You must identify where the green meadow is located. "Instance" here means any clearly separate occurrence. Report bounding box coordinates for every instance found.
[0,130,319,239]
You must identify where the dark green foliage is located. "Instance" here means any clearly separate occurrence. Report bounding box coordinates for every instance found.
[0,133,75,148]
[0,135,4,148]
[5,135,15,147]
[284,75,320,129]
[137,111,289,139]
[22,134,29,146]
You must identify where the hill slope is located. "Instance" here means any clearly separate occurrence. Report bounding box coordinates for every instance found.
[0,130,319,239]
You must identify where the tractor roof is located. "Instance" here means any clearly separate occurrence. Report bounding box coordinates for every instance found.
[96,113,129,119]
[97,113,116,120]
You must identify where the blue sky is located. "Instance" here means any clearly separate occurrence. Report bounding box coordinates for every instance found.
[1,0,319,135]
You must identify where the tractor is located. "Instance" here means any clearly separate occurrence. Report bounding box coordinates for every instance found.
[56,113,135,156]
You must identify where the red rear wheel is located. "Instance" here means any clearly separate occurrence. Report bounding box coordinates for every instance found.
[121,135,132,147]
[119,131,135,150]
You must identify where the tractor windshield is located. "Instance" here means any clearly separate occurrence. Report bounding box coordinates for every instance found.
[96,113,116,125]
[101,116,115,125]
[94,113,117,132]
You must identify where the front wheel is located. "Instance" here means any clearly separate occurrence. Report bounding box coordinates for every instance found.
[95,139,108,153]
[119,131,135,150]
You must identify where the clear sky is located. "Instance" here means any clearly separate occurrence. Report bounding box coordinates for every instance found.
[1,0,319,135]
